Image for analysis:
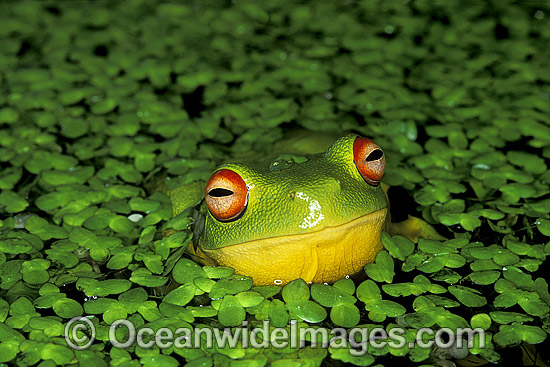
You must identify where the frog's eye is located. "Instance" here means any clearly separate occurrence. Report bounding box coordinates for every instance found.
[353,137,385,186]
[205,169,248,221]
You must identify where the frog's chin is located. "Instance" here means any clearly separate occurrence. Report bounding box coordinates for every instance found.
[198,208,388,286]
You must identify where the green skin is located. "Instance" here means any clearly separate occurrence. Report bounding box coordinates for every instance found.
[198,134,388,250]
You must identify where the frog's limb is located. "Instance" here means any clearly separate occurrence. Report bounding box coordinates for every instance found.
[381,182,445,242]
[167,180,204,217]
[386,215,445,242]
[147,175,205,217]
[186,241,217,266]
[381,182,391,199]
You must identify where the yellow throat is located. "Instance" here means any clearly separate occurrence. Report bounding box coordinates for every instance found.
[198,208,387,286]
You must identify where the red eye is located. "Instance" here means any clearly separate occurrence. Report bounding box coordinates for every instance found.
[353,137,385,186]
[205,169,248,221]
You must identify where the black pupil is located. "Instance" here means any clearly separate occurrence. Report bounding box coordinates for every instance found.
[208,188,234,197]
[366,149,383,161]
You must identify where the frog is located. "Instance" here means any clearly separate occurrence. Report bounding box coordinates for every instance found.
[157,132,443,286]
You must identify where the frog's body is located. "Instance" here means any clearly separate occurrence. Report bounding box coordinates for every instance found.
[161,132,442,285]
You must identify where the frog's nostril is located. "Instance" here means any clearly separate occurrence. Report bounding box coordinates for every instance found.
[328,177,341,190]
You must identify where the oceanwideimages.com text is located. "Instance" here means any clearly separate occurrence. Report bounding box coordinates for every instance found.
[65,317,486,356]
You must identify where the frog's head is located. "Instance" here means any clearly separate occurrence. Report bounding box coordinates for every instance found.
[197,134,388,285]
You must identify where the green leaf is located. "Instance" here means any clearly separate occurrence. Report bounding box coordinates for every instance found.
[143,255,164,274]
[129,197,161,213]
[490,311,533,324]
[209,275,253,299]
[494,324,547,347]
[366,300,406,318]
[91,98,117,115]
[518,295,550,316]
[134,153,156,172]
[61,119,89,138]
[253,285,281,298]
[502,266,533,288]
[173,259,208,284]
[117,288,147,313]
[235,291,264,308]
[140,355,179,367]
[22,260,50,284]
[85,279,132,297]
[329,346,375,366]
[382,283,424,297]
[268,299,289,327]
[0,299,8,322]
[507,151,546,174]
[10,296,38,316]
[364,250,394,283]
[382,233,415,261]
[41,343,74,365]
[103,304,128,324]
[0,168,22,190]
[500,183,537,203]
[0,238,32,254]
[471,313,491,330]
[34,293,66,309]
[471,259,500,271]
[130,268,168,287]
[416,255,445,273]
[356,280,381,304]
[83,236,122,250]
[418,238,456,254]
[187,305,217,318]
[0,340,18,363]
[431,268,462,283]
[202,266,234,279]
[493,251,520,266]
[109,216,134,234]
[466,270,500,285]
[287,300,327,323]
[137,301,163,321]
[333,278,355,295]
[311,284,355,307]
[53,299,83,318]
[448,285,487,307]
[107,253,133,270]
[0,190,28,213]
[158,303,194,323]
[25,216,68,240]
[218,295,246,327]
[406,308,439,328]
[282,279,310,303]
[0,107,20,124]
[42,167,94,186]
[460,213,482,231]
[424,295,460,308]
[193,276,216,293]
[138,226,156,245]
[537,218,550,236]
[330,303,360,327]
[441,253,467,268]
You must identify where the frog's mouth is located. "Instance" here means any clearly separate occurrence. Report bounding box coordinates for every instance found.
[196,208,388,286]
